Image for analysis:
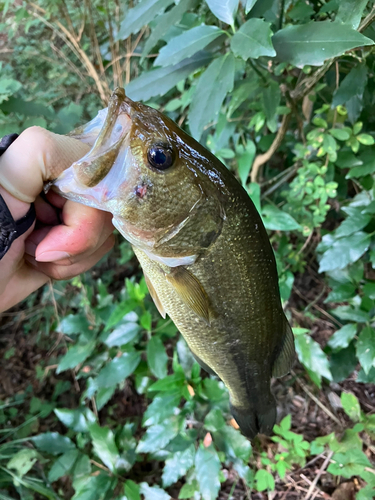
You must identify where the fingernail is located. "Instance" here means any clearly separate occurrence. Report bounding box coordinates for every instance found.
[36,251,70,262]
[25,241,37,257]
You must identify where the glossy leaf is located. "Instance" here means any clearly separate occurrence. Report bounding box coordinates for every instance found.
[31,432,76,455]
[356,326,375,374]
[136,419,180,453]
[341,392,361,422]
[103,322,140,347]
[124,480,141,500]
[118,0,174,40]
[332,64,367,111]
[71,474,112,500]
[273,21,374,68]
[294,330,332,384]
[195,445,221,500]
[140,483,171,500]
[328,324,357,350]
[205,0,238,26]
[155,25,224,67]
[96,352,141,388]
[189,53,235,140]
[143,393,181,426]
[262,205,301,231]
[147,336,169,379]
[336,0,368,29]
[318,232,371,272]
[245,0,258,14]
[54,408,96,433]
[57,340,96,374]
[162,445,195,487]
[230,19,275,60]
[48,450,79,482]
[88,422,120,472]
[126,52,213,101]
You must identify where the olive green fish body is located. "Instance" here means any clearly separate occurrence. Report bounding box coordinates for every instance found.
[54,88,295,439]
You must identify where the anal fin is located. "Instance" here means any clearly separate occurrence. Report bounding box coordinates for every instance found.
[144,272,166,319]
[272,321,295,378]
[165,267,213,325]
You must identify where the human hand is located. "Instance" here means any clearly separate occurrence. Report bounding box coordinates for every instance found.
[0,127,115,312]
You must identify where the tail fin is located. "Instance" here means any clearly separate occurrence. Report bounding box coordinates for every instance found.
[230,398,276,440]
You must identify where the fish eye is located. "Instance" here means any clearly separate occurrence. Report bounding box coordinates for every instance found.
[147,144,174,170]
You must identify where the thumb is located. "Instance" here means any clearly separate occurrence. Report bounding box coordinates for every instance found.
[0,126,90,203]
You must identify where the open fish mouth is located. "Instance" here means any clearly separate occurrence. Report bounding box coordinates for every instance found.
[53,88,133,210]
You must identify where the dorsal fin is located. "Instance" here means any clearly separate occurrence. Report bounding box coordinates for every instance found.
[165,267,213,325]
[272,321,295,378]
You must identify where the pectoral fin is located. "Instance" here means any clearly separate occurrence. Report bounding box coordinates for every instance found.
[165,267,212,325]
[144,272,166,319]
[272,322,295,378]
[192,351,219,378]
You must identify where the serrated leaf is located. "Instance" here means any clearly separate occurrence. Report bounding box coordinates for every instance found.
[356,326,375,374]
[318,232,371,272]
[118,0,174,40]
[273,21,374,68]
[205,0,238,25]
[57,340,96,373]
[136,419,180,453]
[54,408,96,433]
[162,445,195,487]
[213,425,252,461]
[48,449,79,482]
[126,52,213,101]
[140,483,171,500]
[195,445,221,500]
[88,422,120,472]
[147,336,169,379]
[204,409,226,432]
[189,53,235,140]
[143,393,181,426]
[328,324,357,350]
[336,0,368,29]
[31,432,76,455]
[231,18,275,60]
[294,330,332,385]
[155,25,224,67]
[96,352,141,388]
[341,392,361,422]
[262,205,301,231]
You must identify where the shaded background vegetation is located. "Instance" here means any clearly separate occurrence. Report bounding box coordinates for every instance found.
[1,0,375,498]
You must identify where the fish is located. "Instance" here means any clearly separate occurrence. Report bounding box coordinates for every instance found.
[54,87,295,439]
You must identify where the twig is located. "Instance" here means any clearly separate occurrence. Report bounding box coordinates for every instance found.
[303,451,333,500]
[294,375,342,427]
[251,112,291,183]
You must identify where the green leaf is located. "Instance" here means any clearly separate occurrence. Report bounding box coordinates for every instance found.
[328,449,371,478]
[346,159,375,178]
[59,314,91,336]
[140,483,171,500]
[103,322,140,347]
[332,64,367,109]
[336,207,371,237]
[328,324,357,350]
[245,0,258,14]
[143,393,181,426]
[1,96,55,119]
[88,422,120,472]
[325,283,356,302]
[7,449,38,477]
[357,366,375,383]
[148,372,185,392]
[357,133,375,145]
[237,141,256,186]
[96,352,141,388]
[294,330,332,384]
[204,409,226,432]
[356,326,375,374]
[205,0,238,26]
[118,0,174,40]
[57,340,96,374]
[124,480,141,500]
[255,469,275,491]
[72,474,112,500]
[228,78,259,117]
[332,305,369,323]
[96,385,116,411]
[213,425,252,462]
[31,432,76,455]
[179,480,199,499]
[162,445,195,487]
[330,344,358,382]
[136,418,180,453]
[336,0,368,29]
[195,445,221,500]
[230,19,275,60]
[126,52,213,101]
[147,336,169,379]
[341,392,361,422]
[329,128,350,141]
[262,205,301,231]
[155,25,224,67]
[272,21,374,68]
[54,408,96,433]
[318,232,371,272]
[142,0,196,58]
[48,449,79,482]
[189,53,235,140]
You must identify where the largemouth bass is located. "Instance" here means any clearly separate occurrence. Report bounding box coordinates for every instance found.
[54,88,295,439]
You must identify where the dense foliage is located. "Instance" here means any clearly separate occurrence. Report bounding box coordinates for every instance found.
[1,0,375,498]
